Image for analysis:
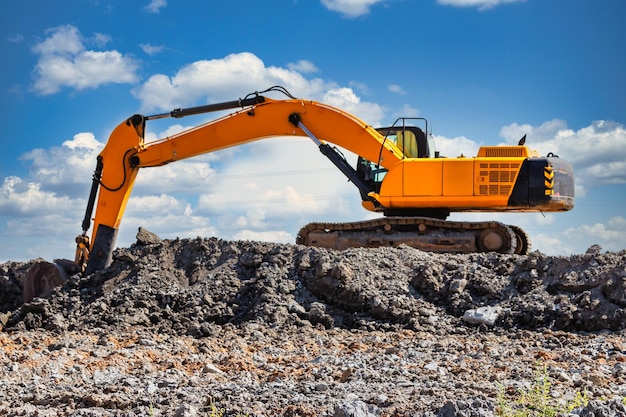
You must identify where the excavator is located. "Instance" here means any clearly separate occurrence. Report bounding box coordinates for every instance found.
[23,86,575,302]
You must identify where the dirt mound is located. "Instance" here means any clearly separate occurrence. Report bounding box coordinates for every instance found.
[2,231,625,334]
[1,231,625,416]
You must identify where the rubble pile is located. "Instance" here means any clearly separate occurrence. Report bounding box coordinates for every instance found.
[1,230,625,416]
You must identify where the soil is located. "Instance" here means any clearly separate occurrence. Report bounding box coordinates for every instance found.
[1,228,625,416]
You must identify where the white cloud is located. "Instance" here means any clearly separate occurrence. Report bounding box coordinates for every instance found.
[119,138,360,249]
[133,162,217,195]
[145,0,167,13]
[390,104,421,121]
[19,132,102,193]
[388,84,406,95]
[33,25,83,56]
[287,60,319,73]
[133,52,330,111]
[349,81,370,95]
[0,176,75,215]
[234,208,269,229]
[62,131,101,151]
[120,195,220,243]
[564,216,626,253]
[0,131,106,243]
[125,194,188,215]
[431,134,480,158]
[194,139,357,216]
[437,0,525,10]
[531,233,577,256]
[140,43,165,55]
[499,119,626,191]
[232,229,293,244]
[320,0,386,18]
[92,33,111,47]
[121,204,218,245]
[322,87,384,125]
[131,52,383,125]
[260,185,328,215]
[7,34,24,43]
[31,25,139,95]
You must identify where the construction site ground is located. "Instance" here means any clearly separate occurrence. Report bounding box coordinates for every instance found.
[1,229,625,416]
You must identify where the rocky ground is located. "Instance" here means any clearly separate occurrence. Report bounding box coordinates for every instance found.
[1,228,625,416]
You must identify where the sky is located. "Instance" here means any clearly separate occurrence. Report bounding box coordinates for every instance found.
[1,0,625,262]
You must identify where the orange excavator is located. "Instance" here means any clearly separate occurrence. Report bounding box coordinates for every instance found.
[25,86,574,301]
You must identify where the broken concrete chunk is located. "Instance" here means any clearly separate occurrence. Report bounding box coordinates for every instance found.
[462,306,500,326]
[136,227,161,245]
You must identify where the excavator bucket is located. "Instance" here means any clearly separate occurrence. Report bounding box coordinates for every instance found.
[23,259,80,303]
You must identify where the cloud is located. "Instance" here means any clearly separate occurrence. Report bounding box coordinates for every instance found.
[92,33,111,48]
[122,137,359,251]
[134,162,218,195]
[131,52,383,124]
[7,34,24,43]
[194,139,358,217]
[132,52,326,111]
[320,0,386,18]
[389,104,421,123]
[232,229,294,244]
[322,87,384,126]
[18,132,102,196]
[31,25,139,95]
[140,43,165,55]
[388,84,406,95]
[348,81,370,95]
[437,0,525,10]
[0,176,76,216]
[563,216,626,253]
[499,119,626,191]
[121,199,218,245]
[530,233,577,255]
[287,60,319,74]
[33,25,84,56]
[431,134,480,158]
[145,0,167,13]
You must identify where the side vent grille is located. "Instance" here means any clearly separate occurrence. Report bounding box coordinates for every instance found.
[478,162,520,196]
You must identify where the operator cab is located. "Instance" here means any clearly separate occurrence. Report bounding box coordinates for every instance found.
[379,126,431,159]
[356,123,434,195]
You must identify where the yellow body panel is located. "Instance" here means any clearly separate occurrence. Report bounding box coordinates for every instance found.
[402,160,443,196]
[375,154,528,211]
[443,159,474,195]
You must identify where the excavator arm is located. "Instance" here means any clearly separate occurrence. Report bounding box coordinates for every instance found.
[79,90,405,274]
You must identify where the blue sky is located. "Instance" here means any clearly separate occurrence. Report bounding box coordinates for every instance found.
[1,0,625,262]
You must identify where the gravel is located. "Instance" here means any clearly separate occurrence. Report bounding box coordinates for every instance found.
[1,229,625,416]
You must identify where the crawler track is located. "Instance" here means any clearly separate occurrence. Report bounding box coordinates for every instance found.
[297,217,530,255]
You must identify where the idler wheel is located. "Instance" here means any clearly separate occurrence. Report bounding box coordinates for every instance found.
[478,229,509,253]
